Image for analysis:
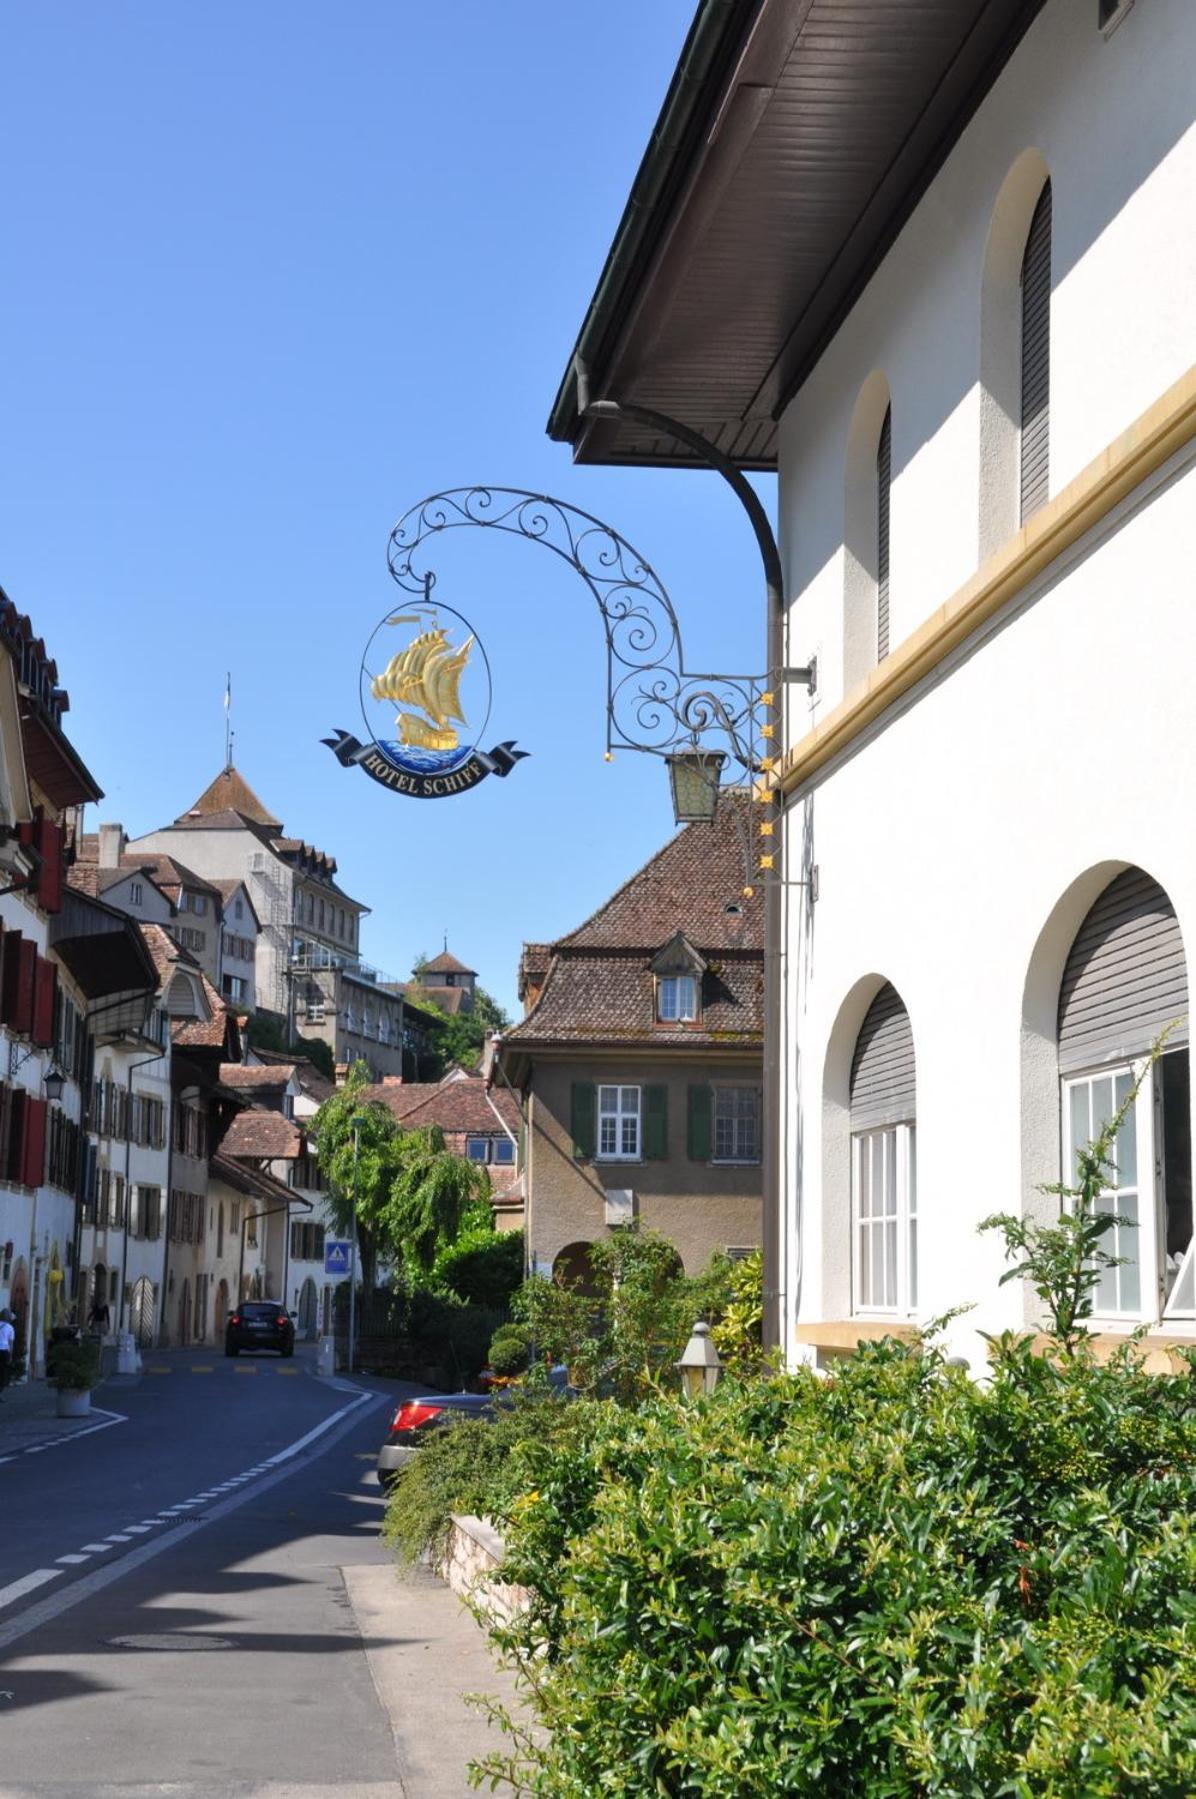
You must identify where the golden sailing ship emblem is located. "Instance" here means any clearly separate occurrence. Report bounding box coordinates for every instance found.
[370,611,473,753]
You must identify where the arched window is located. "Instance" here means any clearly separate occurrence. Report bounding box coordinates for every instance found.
[1019,180,1052,524]
[876,404,892,661]
[850,984,916,1313]
[1058,868,1191,1319]
[843,372,893,690]
[979,152,1052,556]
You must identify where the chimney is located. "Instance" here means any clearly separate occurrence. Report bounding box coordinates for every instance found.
[97,822,125,869]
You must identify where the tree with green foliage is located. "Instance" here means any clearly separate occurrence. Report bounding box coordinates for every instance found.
[432,1226,525,1310]
[386,1123,492,1273]
[247,1011,334,1080]
[513,1224,737,1402]
[311,1062,406,1291]
[409,954,511,1075]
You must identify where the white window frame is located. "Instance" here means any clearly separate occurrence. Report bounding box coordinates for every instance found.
[657,974,697,1023]
[130,881,143,905]
[851,1122,917,1316]
[1060,1057,1195,1324]
[465,1135,489,1163]
[598,1085,641,1162]
[712,1085,761,1164]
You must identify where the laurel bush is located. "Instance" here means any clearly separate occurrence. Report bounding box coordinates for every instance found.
[475,1336,1196,1798]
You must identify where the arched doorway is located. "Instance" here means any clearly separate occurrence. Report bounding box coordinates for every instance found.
[297,1277,318,1339]
[130,1278,155,1349]
[179,1278,192,1347]
[214,1278,229,1339]
[552,1241,598,1295]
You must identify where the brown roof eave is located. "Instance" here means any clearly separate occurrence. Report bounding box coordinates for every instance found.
[549,0,1050,468]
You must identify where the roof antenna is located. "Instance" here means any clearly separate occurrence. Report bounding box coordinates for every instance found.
[224,673,233,769]
[443,929,448,953]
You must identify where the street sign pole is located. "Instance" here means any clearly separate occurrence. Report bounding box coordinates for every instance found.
[349,1122,360,1375]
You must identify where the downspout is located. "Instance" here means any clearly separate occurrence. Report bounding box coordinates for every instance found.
[577,380,794,1353]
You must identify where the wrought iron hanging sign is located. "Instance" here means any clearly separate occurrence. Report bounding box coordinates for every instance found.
[323,594,527,799]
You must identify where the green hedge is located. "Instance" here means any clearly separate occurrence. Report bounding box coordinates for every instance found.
[477,1336,1196,1797]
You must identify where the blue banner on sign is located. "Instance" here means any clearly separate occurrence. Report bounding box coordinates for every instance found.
[324,1239,352,1276]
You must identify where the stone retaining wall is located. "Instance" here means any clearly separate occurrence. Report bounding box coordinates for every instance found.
[439,1514,530,1626]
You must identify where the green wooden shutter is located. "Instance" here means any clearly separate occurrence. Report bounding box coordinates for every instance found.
[643,1084,668,1160]
[687,1084,712,1161]
[570,1083,596,1160]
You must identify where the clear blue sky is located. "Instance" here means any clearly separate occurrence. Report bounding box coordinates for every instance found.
[0,2,773,1018]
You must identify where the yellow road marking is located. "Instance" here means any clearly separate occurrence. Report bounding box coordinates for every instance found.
[232,1364,258,1374]
[147,1367,172,1375]
[190,1365,213,1374]
[275,1367,299,1376]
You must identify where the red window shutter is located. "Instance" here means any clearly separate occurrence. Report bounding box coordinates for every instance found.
[21,1097,47,1187]
[7,1088,26,1182]
[15,941,36,1036]
[0,931,20,1028]
[32,958,56,1048]
[35,819,63,914]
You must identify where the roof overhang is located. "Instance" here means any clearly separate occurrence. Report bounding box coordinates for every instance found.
[548,0,1048,469]
[49,888,158,1033]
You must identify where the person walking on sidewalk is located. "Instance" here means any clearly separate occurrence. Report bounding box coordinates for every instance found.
[0,1309,14,1399]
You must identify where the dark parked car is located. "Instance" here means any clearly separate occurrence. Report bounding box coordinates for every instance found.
[225,1301,295,1358]
[377,1393,500,1486]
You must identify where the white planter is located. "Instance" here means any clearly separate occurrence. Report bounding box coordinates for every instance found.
[55,1388,91,1418]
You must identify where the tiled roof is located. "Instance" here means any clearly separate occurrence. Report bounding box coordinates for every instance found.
[179,766,282,830]
[504,949,763,1048]
[219,1063,296,1092]
[118,852,220,900]
[66,864,101,898]
[368,1073,520,1134]
[500,798,764,1054]
[247,1048,334,1103]
[558,794,762,952]
[173,964,236,1051]
[220,1107,304,1160]
[422,950,476,976]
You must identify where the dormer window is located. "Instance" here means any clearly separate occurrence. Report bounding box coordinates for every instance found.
[649,932,707,1026]
[657,974,698,1023]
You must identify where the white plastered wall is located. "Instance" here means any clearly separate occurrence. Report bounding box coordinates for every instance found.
[775,0,1196,1367]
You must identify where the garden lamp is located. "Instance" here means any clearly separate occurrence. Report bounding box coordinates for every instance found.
[43,1064,66,1103]
[676,1319,723,1399]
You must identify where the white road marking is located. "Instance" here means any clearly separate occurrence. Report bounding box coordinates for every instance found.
[124,1524,151,1534]
[80,1542,110,1553]
[105,1534,132,1544]
[0,1568,61,1610]
[0,1387,379,1651]
[55,1554,90,1565]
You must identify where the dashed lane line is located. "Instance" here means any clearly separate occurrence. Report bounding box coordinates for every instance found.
[0,1385,381,1647]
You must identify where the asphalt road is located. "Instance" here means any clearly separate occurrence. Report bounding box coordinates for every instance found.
[0,1349,498,1798]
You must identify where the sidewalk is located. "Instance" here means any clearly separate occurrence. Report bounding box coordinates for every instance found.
[0,1377,122,1459]
[343,1560,536,1797]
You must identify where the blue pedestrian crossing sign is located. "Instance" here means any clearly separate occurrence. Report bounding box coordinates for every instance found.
[324,1239,352,1276]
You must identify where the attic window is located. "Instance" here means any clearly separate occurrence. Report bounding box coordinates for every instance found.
[724,902,743,916]
[657,974,698,1024]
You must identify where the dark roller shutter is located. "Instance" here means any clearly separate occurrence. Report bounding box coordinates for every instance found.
[1020,180,1052,524]
[1058,868,1189,1072]
[850,984,916,1131]
[877,404,892,661]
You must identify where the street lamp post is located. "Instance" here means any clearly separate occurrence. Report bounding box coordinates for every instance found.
[348,1113,368,1374]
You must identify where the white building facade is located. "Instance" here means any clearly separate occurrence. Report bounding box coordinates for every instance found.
[547,0,1196,1367]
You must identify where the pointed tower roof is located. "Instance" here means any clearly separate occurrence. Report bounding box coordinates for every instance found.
[177,766,282,831]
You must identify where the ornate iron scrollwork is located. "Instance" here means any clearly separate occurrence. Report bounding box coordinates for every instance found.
[386,486,766,776]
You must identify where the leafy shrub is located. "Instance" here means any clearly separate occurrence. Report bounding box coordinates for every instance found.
[488,1325,531,1377]
[707,1249,764,1373]
[47,1338,101,1391]
[382,1395,587,1566]
[478,1338,1196,1797]
[513,1224,738,1402]
[434,1227,525,1310]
